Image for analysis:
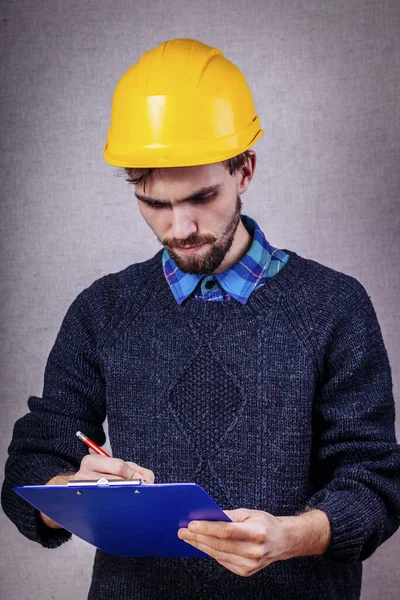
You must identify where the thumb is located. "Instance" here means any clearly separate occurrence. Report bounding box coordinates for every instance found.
[223,508,253,522]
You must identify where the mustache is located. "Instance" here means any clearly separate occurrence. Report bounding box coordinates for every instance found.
[163,234,216,249]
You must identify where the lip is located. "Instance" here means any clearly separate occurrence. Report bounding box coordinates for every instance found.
[176,243,206,254]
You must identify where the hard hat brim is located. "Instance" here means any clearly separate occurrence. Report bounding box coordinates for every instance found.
[104,121,264,168]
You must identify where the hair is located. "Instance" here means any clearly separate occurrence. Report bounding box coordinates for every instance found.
[123,149,253,191]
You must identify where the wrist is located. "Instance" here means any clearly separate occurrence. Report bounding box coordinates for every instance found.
[40,473,75,529]
[45,474,73,486]
[39,511,63,529]
[278,509,331,560]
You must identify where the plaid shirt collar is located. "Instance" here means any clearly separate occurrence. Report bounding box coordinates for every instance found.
[162,215,278,305]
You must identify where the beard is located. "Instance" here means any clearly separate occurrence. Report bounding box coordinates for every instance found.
[160,194,243,275]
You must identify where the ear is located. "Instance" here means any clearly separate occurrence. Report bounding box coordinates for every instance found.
[236,150,256,194]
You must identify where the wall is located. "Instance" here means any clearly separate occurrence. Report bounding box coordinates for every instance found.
[1,0,399,598]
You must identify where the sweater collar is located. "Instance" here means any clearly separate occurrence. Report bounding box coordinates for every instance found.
[161,215,277,305]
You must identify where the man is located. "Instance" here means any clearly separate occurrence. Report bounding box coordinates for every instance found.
[2,38,400,600]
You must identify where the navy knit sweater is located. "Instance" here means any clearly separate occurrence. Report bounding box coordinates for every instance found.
[2,248,400,600]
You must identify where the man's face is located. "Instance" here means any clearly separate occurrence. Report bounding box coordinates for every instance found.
[135,162,246,275]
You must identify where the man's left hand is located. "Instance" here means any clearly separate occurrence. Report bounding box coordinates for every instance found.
[177,508,291,577]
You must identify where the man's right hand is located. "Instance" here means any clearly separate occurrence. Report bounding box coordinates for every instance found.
[40,454,155,529]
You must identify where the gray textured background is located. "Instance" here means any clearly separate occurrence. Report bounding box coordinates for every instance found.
[1,0,399,598]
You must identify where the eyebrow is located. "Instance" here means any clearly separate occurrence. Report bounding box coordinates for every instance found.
[134,184,221,205]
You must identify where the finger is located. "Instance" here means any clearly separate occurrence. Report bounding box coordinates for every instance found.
[71,470,125,481]
[80,455,137,480]
[181,537,258,572]
[126,462,155,483]
[187,519,252,541]
[178,530,264,560]
[218,560,260,578]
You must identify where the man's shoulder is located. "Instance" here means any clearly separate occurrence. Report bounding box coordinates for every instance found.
[289,249,370,308]
[83,250,162,300]
[282,250,378,350]
[68,250,163,329]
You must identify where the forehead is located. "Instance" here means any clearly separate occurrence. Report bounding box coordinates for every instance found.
[136,161,228,198]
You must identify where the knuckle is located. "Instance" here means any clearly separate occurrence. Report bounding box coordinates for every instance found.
[79,461,92,475]
[142,468,155,483]
[125,461,138,472]
[213,549,224,561]
[245,548,263,561]
[125,461,143,475]
[80,454,91,466]
[221,525,232,539]
[238,568,252,578]
[253,531,266,545]
[114,458,127,476]
[126,462,154,483]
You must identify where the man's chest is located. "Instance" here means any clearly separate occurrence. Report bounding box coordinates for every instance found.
[102,311,319,512]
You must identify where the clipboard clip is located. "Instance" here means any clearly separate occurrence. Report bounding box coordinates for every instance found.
[67,478,147,487]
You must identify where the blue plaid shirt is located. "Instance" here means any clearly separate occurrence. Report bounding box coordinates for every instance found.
[162,215,289,305]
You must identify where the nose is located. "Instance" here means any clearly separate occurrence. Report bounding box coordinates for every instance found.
[170,206,197,240]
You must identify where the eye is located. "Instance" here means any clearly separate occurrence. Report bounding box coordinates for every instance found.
[190,194,214,204]
[147,201,167,209]
[144,193,215,209]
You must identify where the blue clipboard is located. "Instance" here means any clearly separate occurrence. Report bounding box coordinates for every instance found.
[13,479,231,558]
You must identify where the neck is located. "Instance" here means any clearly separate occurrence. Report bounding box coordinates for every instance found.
[212,220,252,274]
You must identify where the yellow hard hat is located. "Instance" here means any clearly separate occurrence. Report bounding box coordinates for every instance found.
[103,38,264,168]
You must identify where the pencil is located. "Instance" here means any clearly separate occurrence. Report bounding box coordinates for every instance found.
[76,431,111,457]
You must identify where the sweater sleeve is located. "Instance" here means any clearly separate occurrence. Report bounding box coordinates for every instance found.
[305,282,400,563]
[1,290,107,549]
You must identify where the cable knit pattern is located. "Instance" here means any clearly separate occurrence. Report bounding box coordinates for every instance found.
[2,248,400,600]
